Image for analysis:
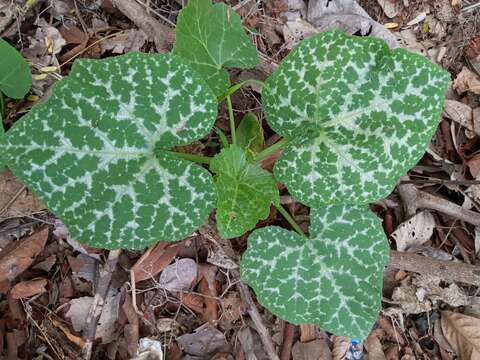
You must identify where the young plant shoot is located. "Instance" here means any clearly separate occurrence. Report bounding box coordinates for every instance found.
[0,0,449,340]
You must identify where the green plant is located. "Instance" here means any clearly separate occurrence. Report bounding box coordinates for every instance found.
[0,0,449,339]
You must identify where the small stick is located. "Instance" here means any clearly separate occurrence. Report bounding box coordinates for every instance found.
[280,322,296,360]
[389,250,480,286]
[234,269,280,360]
[82,249,121,360]
[397,182,480,226]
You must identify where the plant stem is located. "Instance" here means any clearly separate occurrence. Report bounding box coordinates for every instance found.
[218,79,265,102]
[275,204,307,237]
[170,152,211,165]
[254,138,288,162]
[0,93,4,120]
[226,95,236,145]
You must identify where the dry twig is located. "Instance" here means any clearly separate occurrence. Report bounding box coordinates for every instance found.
[81,249,121,360]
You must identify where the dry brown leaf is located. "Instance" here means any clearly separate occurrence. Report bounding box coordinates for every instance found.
[364,333,386,360]
[0,227,49,283]
[0,169,44,218]
[10,278,48,299]
[453,67,480,95]
[180,292,204,314]
[299,324,316,343]
[292,339,332,360]
[158,258,197,292]
[391,211,435,252]
[441,311,480,359]
[332,336,349,360]
[467,154,480,179]
[443,100,474,132]
[177,323,230,357]
[131,241,182,283]
[283,18,318,49]
[377,0,400,18]
[198,264,218,322]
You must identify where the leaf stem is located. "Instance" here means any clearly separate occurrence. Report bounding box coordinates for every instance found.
[218,79,265,102]
[275,204,307,238]
[254,138,288,162]
[226,95,236,145]
[0,93,4,120]
[170,152,211,165]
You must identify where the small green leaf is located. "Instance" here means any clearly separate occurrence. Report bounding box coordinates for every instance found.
[236,112,264,158]
[241,204,389,339]
[0,38,31,99]
[263,30,450,206]
[173,0,259,95]
[211,145,279,238]
[1,52,218,250]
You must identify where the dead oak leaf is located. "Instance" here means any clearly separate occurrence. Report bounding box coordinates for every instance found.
[10,278,48,299]
[453,67,480,95]
[0,227,49,283]
[441,311,480,359]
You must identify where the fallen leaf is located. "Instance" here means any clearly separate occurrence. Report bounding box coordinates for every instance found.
[0,227,49,283]
[299,324,316,343]
[364,333,386,360]
[391,211,435,251]
[377,0,400,18]
[59,25,88,45]
[283,18,318,49]
[406,12,427,26]
[237,326,270,360]
[101,29,147,54]
[332,336,349,360]
[307,0,398,48]
[65,289,121,343]
[132,338,164,360]
[158,258,197,292]
[441,311,480,359]
[292,339,332,360]
[467,154,480,179]
[131,241,182,283]
[177,323,230,356]
[0,169,44,218]
[68,254,97,293]
[180,292,204,314]
[453,67,480,95]
[51,318,86,348]
[443,100,474,132]
[10,278,48,299]
[198,264,218,322]
[33,254,57,272]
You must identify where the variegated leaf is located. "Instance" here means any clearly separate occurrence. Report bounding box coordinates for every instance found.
[173,0,258,95]
[263,30,450,206]
[1,52,217,249]
[241,204,389,339]
[211,145,279,238]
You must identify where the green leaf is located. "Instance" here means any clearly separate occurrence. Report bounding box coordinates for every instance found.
[211,145,279,238]
[263,30,450,206]
[0,38,31,99]
[173,0,259,95]
[241,204,389,339]
[1,52,218,250]
[236,112,264,158]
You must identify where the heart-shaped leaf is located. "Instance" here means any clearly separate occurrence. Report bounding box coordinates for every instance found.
[0,38,31,99]
[263,30,450,206]
[241,204,389,339]
[1,52,217,249]
[173,0,259,95]
[211,145,279,238]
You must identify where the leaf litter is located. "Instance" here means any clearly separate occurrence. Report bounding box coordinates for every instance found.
[1,0,480,358]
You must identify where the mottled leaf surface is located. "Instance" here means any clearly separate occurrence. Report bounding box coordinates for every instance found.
[263,30,450,206]
[173,0,258,95]
[211,145,279,238]
[0,38,31,99]
[1,52,217,249]
[241,205,389,339]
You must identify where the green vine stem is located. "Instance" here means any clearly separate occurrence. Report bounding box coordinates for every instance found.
[254,138,288,162]
[217,79,264,102]
[275,204,307,238]
[226,95,236,145]
[170,151,212,165]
